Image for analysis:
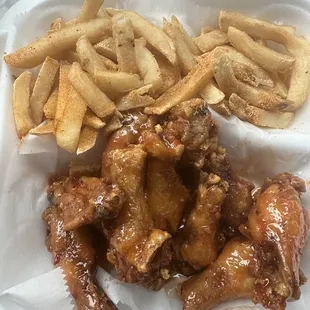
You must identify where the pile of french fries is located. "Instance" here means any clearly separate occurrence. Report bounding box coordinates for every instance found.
[5,1,310,155]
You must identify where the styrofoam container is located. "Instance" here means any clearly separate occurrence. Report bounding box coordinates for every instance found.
[0,1,310,309]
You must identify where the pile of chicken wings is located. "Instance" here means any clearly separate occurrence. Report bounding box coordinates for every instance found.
[42,99,309,310]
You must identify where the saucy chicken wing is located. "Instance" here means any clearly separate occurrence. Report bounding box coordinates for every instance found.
[177,173,228,270]
[181,238,259,310]
[245,173,309,310]
[48,176,126,231]
[146,158,189,234]
[42,206,116,310]
[102,145,171,283]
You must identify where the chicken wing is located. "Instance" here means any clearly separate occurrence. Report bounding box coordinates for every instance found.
[162,98,219,169]
[103,145,171,283]
[146,158,189,234]
[245,173,309,310]
[42,206,116,310]
[177,173,228,270]
[181,237,259,310]
[47,176,126,231]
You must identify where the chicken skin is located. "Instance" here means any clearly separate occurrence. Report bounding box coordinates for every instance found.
[146,158,189,234]
[42,206,116,310]
[245,173,309,310]
[47,176,126,231]
[178,173,228,270]
[181,238,259,310]
[102,145,171,282]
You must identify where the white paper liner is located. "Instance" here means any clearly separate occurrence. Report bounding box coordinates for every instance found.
[1,0,310,309]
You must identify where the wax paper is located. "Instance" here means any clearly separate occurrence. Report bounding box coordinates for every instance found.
[0,0,310,309]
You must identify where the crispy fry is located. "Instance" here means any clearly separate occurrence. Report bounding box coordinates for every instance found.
[171,15,200,55]
[76,35,107,76]
[13,71,34,137]
[83,109,106,129]
[194,30,229,53]
[56,81,87,153]
[227,27,295,72]
[77,126,98,155]
[212,48,293,111]
[163,18,197,75]
[155,52,181,95]
[201,25,214,34]
[69,62,115,118]
[55,63,71,125]
[4,18,111,69]
[116,85,155,111]
[30,120,55,135]
[43,88,58,119]
[94,37,117,62]
[209,99,232,116]
[112,14,137,74]
[135,38,162,93]
[77,0,104,23]
[208,46,274,87]
[30,56,59,124]
[94,70,143,93]
[200,79,225,105]
[219,10,310,110]
[144,54,213,115]
[228,93,294,129]
[49,18,65,33]
[98,54,118,71]
[104,115,122,136]
[106,9,177,66]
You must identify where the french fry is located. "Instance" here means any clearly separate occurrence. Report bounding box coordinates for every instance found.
[83,109,106,129]
[77,126,98,155]
[13,71,34,137]
[144,54,213,115]
[106,9,177,66]
[49,18,65,33]
[163,18,197,75]
[194,30,229,53]
[76,35,107,76]
[94,70,143,93]
[98,54,118,71]
[228,93,294,129]
[112,14,138,74]
[171,15,200,55]
[97,8,110,19]
[116,86,155,111]
[43,88,58,119]
[219,10,310,111]
[30,56,59,124]
[94,37,117,62]
[219,10,295,43]
[104,115,122,136]
[30,120,55,135]
[77,0,104,23]
[201,25,214,34]
[55,63,71,125]
[56,82,88,153]
[263,73,288,99]
[4,18,111,68]
[155,52,181,95]
[209,99,231,116]
[68,62,115,118]
[212,48,293,111]
[63,50,80,63]
[135,38,162,94]
[200,79,225,105]
[227,27,295,72]
[69,159,101,177]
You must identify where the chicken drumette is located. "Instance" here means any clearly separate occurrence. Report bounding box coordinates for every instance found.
[181,237,259,310]
[42,206,116,310]
[244,173,309,310]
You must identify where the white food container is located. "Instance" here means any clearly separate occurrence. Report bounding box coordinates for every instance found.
[0,0,310,309]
